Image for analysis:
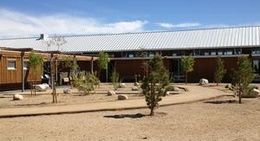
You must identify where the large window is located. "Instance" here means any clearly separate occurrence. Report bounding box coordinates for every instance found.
[7,59,16,70]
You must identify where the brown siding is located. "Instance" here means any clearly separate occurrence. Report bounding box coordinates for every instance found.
[0,51,42,90]
[189,57,239,83]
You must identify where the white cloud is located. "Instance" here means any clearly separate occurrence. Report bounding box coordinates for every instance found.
[158,22,201,29]
[0,9,147,38]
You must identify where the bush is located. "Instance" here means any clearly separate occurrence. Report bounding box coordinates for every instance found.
[74,72,99,95]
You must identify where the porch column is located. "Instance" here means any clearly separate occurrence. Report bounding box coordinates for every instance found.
[91,56,94,73]
[21,51,25,92]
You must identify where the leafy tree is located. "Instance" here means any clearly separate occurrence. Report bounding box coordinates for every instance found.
[232,56,254,104]
[214,56,226,86]
[141,55,170,116]
[28,51,44,95]
[181,55,195,84]
[97,51,110,81]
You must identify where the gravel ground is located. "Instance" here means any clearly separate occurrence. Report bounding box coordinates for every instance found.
[0,84,259,141]
[0,96,259,141]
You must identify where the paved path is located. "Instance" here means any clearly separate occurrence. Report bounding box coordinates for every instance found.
[0,85,227,118]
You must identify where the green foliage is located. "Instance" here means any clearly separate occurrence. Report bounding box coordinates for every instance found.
[136,47,147,57]
[98,51,110,70]
[141,55,170,116]
[111,69,120,90]
[58,56,78,71]
[214,56,226,85]
[181,55,195,83]
[28,51,44,73]
[231,56,254,103]
[28,51,44,95]
[74,72,100,95]
[89,72,100,87]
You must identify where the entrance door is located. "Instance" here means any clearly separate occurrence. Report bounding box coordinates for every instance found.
[171,59,184,82]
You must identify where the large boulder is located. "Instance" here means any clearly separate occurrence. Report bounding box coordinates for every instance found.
[241,88,260,98]
[119,83,126,88]
[13,94,24,100]
[118,94,128,100]
[63,88,72,94]
[132,86,139,91]
[107,90,116,96]
[35,83,49,92]
[199,78,209,85]
[249,88,260,98]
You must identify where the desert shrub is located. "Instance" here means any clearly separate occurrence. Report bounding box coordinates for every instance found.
[74,72,99,94]
[111,69,120,90]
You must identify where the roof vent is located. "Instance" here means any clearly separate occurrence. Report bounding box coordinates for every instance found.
[36,34,49,40]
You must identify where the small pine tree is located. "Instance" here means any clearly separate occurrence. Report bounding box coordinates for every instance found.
[214,56,226,86]
[232,56,254,104]
[181,55,195,84]
[141,55,170,116]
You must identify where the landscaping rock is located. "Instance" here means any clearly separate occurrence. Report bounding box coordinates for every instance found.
[118,94,128,100]
[119,83,126,88]
[251,88,260,97]
[63,88,72,94]
[172,86,180,91]
[199,78,209,85]
[132,86,139,91]
[107,90,116,96]
[35,83,49,92]
[13,94,23,100]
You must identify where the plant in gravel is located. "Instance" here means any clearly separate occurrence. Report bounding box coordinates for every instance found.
[231,56,254,103]
[28,51,44,95]
[111,69,120,90]
[141,55,170,116]
[74,72,99,94]
[97,51,110,81]
[181,55,195,84]
[214,56,226,86]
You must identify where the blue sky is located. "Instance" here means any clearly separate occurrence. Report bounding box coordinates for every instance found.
[0,0,260,38]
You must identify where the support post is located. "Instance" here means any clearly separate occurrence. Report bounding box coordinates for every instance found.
[21,52,25,92]
[91,56,94,73]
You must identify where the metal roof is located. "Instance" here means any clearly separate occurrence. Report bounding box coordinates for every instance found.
[0,26,260,53]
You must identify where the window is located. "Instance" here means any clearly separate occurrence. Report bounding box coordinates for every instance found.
[7,59,16,70]
[23,61,28,70]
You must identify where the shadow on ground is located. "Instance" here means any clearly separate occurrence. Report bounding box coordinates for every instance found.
[204,99,237,104]
[104,113,146,119]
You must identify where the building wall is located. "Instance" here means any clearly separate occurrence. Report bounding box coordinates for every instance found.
[109,57,239,83]
[189,57,238,83]
[0,51,42,91]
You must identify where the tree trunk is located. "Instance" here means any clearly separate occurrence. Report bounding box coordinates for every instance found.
[150,107,155,116]
[150,82,155,116]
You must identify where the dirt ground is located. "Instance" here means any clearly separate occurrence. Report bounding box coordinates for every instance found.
[0,84,260,141]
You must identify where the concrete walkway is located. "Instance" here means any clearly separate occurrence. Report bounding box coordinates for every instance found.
[0,85,227,118]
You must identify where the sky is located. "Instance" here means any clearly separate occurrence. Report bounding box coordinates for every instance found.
[0,0,260,38]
